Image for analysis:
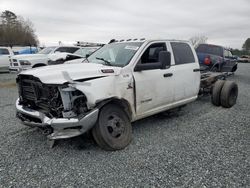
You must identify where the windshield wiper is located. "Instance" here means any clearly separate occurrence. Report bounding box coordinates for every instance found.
[96,57,112,66]
[84,57,89,63]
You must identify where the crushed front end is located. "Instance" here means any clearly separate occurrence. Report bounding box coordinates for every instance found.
[16,74,99,139]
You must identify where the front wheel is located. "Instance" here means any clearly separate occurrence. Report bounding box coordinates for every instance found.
[92,104,132,150]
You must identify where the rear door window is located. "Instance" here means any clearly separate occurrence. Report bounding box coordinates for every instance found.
[171,42,195,65]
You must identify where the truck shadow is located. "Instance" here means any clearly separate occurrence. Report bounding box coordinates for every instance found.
[51,109,188,150]
[20,97,213,151]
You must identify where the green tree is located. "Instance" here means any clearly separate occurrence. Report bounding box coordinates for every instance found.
[242,38,250,52]
[0,10,39,47]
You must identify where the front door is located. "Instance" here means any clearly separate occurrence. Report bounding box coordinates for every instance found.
[133,42,175,117]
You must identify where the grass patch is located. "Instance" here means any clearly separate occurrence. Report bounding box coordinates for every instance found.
[0,82,16,88]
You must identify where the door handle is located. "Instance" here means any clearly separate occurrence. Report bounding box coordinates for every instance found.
[193,68,200,72]
[163,73,173,77]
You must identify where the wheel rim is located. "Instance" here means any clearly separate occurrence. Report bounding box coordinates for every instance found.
[105,114,126,139]
[229,87,237,105]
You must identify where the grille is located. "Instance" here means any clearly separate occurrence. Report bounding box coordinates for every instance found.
[18,75,44,105]
[17,75,64,118]
[13,63,19,66]
[21,79,37,101]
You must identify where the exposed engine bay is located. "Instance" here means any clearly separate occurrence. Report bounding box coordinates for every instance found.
[17,75,88,119]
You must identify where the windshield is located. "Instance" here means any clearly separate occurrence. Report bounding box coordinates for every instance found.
[74,47,99,57]
[88,42,143,67]
[38,47,56,54]
[196,44,223,57]
[54,46,79,53]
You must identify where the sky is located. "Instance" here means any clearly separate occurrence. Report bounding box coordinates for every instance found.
[0,0,250,49]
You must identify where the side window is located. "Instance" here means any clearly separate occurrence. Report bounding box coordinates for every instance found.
[224,50,229,57]
[0,48,10,55]
[55,47,79,53]
[141,43,167,64]
[171,42,195,65]
[224,50,232,57]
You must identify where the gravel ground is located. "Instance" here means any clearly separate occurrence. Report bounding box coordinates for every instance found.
[0,64,249,187]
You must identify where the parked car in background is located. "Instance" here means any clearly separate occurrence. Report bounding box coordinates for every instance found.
[196,44,238,72]
[47,46,100,65]
[17,47,39,55]
[238,55,250,63]
[9,46,81,72]
[0,47,14,72]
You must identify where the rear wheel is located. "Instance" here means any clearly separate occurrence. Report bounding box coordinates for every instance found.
[220,81,238,108]
[211,80,225,106]
[92,104,132,150]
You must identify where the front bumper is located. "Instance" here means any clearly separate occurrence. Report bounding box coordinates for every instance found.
[9,65,31,73]
[16,99,99,139]
[9,67,21,73]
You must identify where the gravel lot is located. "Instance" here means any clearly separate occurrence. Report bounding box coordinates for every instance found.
[0,64,249,187]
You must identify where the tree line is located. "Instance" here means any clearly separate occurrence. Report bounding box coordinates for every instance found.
[0,10,39,47]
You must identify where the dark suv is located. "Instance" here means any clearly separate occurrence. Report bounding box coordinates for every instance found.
[196,44,238,72]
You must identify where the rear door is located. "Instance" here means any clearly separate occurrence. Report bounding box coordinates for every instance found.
[133,42,175,117]
[170,42,200,101]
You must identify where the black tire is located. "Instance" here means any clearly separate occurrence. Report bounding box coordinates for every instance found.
[211,80,225,106]
[92,104,132,150]
[231,65,237,72]
[220,81,238,108]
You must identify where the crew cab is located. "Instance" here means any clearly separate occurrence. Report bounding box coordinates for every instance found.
[0,47,14,72]
[15,39,238,150]
[9,46,82,72]
[196,44,238,72]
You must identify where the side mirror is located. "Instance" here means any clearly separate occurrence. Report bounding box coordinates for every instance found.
[159,51,171,69]
[85,54,90,58]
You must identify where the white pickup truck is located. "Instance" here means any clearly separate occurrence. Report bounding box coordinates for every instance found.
[0,47,14,72]
[9,46,87,72]
[15,39,238,150]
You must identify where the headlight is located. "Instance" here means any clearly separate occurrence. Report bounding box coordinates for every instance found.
[19,60,31,65]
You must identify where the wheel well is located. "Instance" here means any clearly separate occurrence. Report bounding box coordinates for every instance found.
[212,63,219,68]
[211,63,219,71]
[97,98,133,121]
[32,63,46,68]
